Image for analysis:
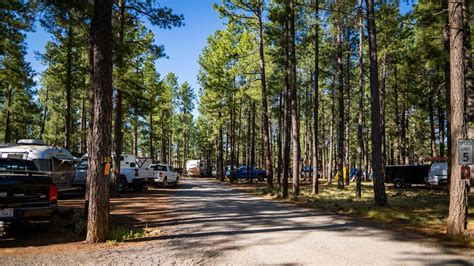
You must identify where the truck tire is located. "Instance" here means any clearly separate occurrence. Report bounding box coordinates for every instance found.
[133,183,144,192]
[36,220,52,232]
[163,178,168,188]
[394,179,404,189]
[118,178,127,193]
[257,175,264,182]
[173,177,179,187]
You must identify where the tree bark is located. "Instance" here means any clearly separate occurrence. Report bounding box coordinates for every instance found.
[337,24,345,190]
[64,12,73,151]
[277,92,283,189]
[356,1,364,198]
[366,0,388,207]
[328,81,335,183]
[380,55,387,168]
[429,94,437,157]
[111,0,125,198]
[447,0,468,237]
[87,0,113,243]
[312,0,319,195]
[437,86,445,158]
[256,0,273,189]
[4,85,12,143]
[289,0,300,196]
[80,97,86,153]
[218,112,224,181]
[250,102,256,182]
[282,14,291,198]
[344,23,351,186]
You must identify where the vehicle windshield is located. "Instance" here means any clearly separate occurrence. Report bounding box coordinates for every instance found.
[0,159,38,171]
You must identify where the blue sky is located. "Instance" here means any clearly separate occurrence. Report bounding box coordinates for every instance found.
[25,0,225,108]
[25,0,414,115]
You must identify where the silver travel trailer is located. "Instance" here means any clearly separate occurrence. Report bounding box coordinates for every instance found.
[0,139,76,191]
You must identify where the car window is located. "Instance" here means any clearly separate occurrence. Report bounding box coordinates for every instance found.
[0,159,38,171]
[155,165,167,171]
[77,163,88,170]
[32,159,53,172]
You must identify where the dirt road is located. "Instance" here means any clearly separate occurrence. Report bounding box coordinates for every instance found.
[1,178,473,265]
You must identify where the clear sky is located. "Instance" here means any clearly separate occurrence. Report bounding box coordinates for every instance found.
[25,0,414,115]
[25,0,225,110]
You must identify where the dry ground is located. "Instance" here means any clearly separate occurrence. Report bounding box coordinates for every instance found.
[0,186,173,256]
[229,177,474,247]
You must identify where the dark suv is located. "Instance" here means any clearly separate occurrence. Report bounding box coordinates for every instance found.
[0,158,57,235]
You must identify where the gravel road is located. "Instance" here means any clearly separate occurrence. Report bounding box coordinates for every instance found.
[1,178,473,265]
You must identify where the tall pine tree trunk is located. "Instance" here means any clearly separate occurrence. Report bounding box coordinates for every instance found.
[277,92,283,189]
[80,97,86,153]
[429,94,437,157]
[437,86,445,157]
[356,1,364,198]
[111,0,125,198]
[87,0,113,243]
[366,0,388,207]
[65,15,73,151]
[282,16,291,198]
[256,1,273,189]
[337,25,345,190]
[4,85,12,143]
[289,0,300,196]
[312,0,319,195]
[447,0,468,236]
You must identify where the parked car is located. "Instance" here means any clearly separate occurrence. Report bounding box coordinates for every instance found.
[300,166,322,177]
[225,166,267,182]
[149,164,179,187]
[385,164,431,188]
[0,139,76,192]
[73,154,154,192]
[0,158,57,235]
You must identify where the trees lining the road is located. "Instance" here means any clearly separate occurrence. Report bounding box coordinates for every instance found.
[198,0,471,236]
[1,0,472,239]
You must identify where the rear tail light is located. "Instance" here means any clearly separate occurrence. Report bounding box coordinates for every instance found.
[49,183,58,203]
[134,168,139,177]
[159,172,163,177]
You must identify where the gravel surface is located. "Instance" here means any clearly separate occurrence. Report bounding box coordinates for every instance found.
[1,178,473,265]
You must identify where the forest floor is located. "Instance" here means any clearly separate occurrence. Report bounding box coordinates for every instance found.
[0,186,173,258]
[235,179,474,247]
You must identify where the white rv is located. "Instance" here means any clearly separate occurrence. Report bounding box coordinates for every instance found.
[0,139,75,191]
[186,160,204,177]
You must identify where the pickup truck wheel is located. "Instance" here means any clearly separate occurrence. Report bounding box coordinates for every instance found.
[118,178,127,193]
[174,177,179,187]
[163,178,168,188]
[257,175,264,182]
[36,220,52,232]
[394,179,404,189]
[133,183,144,192]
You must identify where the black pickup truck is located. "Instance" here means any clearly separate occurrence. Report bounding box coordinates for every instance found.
[0,158,57,235]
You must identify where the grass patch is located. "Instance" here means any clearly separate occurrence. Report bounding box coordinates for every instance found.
[108,226,148,243]
[258,182,474,242]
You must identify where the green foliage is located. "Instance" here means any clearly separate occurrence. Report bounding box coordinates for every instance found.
[0,0,38,143]
[108,226,148,242]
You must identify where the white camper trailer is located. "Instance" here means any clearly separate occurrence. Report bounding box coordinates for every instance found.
[186,160,204,177]
[0,139,75,191]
